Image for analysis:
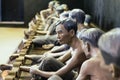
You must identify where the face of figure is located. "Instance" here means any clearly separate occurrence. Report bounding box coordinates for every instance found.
[48,2,53,9]
[81,40,91,58]
[56,24,72,45]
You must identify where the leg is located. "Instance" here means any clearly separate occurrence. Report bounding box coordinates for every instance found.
[20,66,30,72]
[25,55,43,61]
[33,57,74,80]
[32,56,64,80]
[32,35,48,48]
[25,55,43,64]
[32,35,57,48]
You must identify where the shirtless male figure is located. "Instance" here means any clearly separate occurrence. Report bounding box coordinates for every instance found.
[29,19,86,80]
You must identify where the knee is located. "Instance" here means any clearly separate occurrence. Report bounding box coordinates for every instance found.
[39,56,55,67]
[42,56,54,63]
[38,56,55,70]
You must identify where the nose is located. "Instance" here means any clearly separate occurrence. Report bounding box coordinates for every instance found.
[57,33,60,39]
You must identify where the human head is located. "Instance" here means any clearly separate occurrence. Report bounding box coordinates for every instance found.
[98,28,120,68]
[48,1,60,9]
[56,18,77,44]
[84,14,92,26]
[55,6,65,15]
[80,28,104,58]
[61,4,69,11]
[59,11,70,20]
[69,9,85,24]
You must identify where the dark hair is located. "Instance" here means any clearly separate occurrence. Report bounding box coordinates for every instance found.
[49,1,60,8]
[84,14,91,24]
[56,18,78,34]
[81,28,104,47]
[60,11,70,19]
[69,9,85,24]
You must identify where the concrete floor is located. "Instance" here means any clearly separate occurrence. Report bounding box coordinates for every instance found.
[0,27,27,64]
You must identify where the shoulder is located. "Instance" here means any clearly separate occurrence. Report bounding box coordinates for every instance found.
[81,59,93,68]
[77,59,97,79]
[81,58,99,70]
[79,59,93,75]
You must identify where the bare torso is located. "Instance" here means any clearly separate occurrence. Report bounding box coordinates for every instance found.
[89,58,113,80]
[77,53,115,80]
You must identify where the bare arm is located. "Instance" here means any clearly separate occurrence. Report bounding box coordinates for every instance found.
[44,49,69,58]
[30,48,86,78]
[30,65,56,78]
[29,52,71,78]
[42,44,70,58]
[40,9,50,25]
[30,51,76,78]
[76,60,92,80]
[57,49,71,63]
[50,44,69,53]
[36,31,48,35]
[56,51,86,76]
[30,49,71,78]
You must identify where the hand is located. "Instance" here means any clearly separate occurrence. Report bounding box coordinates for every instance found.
[43,52,53,57]
[30,65,39,75]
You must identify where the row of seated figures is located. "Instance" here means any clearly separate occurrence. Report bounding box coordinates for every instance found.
[4,12,51,80]
[3,1,93,79]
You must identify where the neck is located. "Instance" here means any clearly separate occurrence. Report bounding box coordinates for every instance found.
[69,36,80,50]
[77,23,85,31]
[90,47,100,57]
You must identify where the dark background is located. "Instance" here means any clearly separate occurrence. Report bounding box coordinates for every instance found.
[0,0,120,30]
[1,0,24,21]
[0,0,1,21]
[83,0,120,31]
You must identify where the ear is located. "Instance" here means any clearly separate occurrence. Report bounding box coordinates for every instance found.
[69,29,75,37]
[85,42,91,52]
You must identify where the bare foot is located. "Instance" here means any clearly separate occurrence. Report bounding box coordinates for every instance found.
[25,55,42,61]
[20,66,30,72]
